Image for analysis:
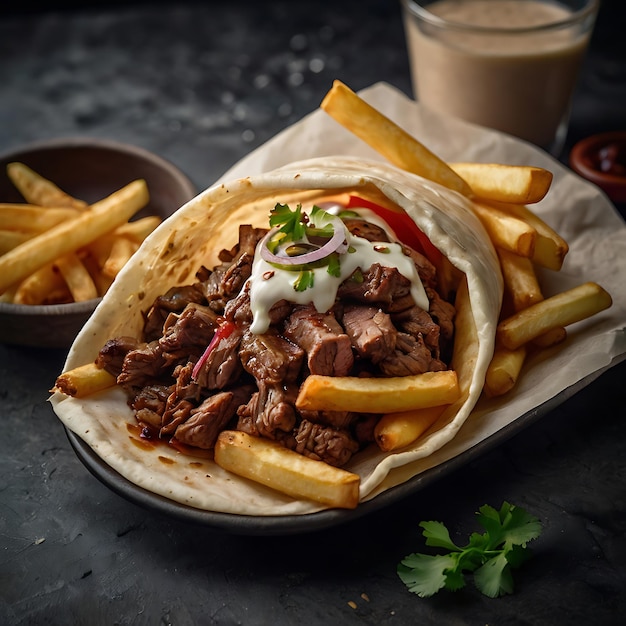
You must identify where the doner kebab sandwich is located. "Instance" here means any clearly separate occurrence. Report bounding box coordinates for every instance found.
[50,154,503,515]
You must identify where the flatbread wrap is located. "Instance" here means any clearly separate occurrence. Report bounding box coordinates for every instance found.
[50,156,503,516]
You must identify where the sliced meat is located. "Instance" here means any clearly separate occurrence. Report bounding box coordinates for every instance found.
[117,340,169,389]
[343,218,390,242]
[298,409,356,430]
[239,328,304,384]
[392,304,441,354]
[96,336,141,377]
[289,419,359,467]
[159,303,219,361]
[236,381,299,439]
[338,263,411,306]
[131,383,172,430]
[193,326,244,390]
[379,332,446,377]
[426,287,456,342]
[284,304,354,376]
[402,245,438,289]
[160,362,202,436]
[174,385,254,449]
[224,284,291,328]
[341,304,397,364]
[143,283,207,341]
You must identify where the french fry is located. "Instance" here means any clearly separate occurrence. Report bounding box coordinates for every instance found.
[13,263,69,305]
[532,326,568,348]
[484,344,527,397]
[497,247,544,312]
[0,204,80,232]
[0,229,32,254]
[490,201,569,271]
[101,236,138,279]
[0,179,149,294]
[374,404,449,452]
[214,430,360,509]
[113,215,161,243]
[52,362,117,398]
[53,252,99,302]
[449,162,553,204]
[321,80,472,196]
[6,162,88,210]
[296,369,460,414]
[472,201,536,258]
[497,282,612,350]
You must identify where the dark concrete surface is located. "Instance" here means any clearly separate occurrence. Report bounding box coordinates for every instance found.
[1,1,625,625]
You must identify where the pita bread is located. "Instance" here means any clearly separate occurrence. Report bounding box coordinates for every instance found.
[50,156,502,515]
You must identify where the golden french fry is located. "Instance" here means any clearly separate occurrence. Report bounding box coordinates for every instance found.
[374,404,449,452]
[53,252,99,302]
[0,179,149,294]
[214,430,360,509]
[6,162,88,210]
[484,344,527,397]
[101,236,138,279]
[295,370,460,414]
[113,215,161,243]
[52,362,117,398]
[490,201,569,271]
[472,201,536,258]
[532,326,568,348]
[449,162,553,204]
[13,262,69,305]
[497,282,612,350]
[321,80,472,196]
[0,204,80,232]
[81,252,114,296]
[0,229,32,254]
[497,247,544,312]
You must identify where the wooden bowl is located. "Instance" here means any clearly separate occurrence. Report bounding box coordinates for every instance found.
[0,137,197,348]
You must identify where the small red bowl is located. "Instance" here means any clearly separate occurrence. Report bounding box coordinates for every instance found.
[569,132,626,204]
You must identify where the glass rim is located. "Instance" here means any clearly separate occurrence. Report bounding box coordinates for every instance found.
[401,0,600,35]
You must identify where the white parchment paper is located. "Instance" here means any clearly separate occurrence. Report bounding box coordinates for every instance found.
[218,82,626,499]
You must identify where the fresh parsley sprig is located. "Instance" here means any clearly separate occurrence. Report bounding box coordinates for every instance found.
[398,501,542,598]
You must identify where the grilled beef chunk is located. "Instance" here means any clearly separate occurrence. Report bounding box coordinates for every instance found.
[343,218,390,242]
[160,362,202,436]
[284,304,354,376]
[288,419,359,467]
[159,303,219,362]
[117,340,169,390]
[426,287,456,342]
[193,326,244,390]
[341,304,397,363]
[96,336,141,377]
[392,304,441,355]
[237,381,299,439]
[338,263,411,305]
[132,383,172,430]
[143,283,207,342]
[200,225,267,312]
[174,385,255,449]
[239,328,304,384]
[379,332,446,377]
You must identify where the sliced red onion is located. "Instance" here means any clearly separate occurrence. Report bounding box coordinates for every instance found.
[260,215,347,267]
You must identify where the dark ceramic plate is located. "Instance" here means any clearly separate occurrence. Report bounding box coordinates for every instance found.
[64,365,610,535]
[0,137,197,348]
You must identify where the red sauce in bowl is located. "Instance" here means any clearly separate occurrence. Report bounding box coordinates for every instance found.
[570,132,626,204]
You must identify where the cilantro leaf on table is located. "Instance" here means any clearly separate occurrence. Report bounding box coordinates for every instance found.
[398,501,542,598]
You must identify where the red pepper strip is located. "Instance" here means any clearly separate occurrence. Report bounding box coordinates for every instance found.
[192,319,236,380]
[346,195,442,265]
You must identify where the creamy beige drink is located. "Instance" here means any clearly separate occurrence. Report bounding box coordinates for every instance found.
[402,0,598,151]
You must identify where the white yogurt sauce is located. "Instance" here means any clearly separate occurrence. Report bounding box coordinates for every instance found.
[247,205,429,334]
